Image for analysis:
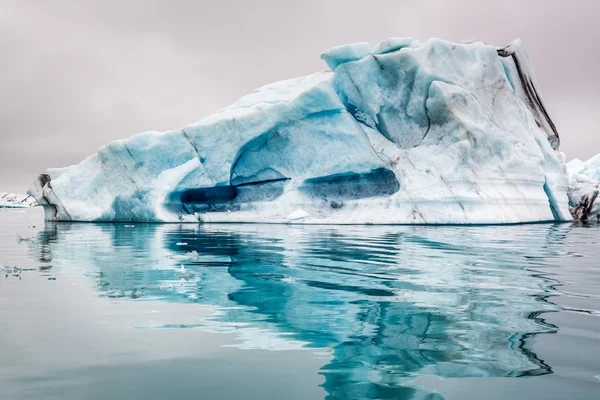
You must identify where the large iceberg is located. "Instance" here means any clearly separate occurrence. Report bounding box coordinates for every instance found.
[30,37,578,224]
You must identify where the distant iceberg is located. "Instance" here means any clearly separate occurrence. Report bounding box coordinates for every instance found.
[29,38,594,224]
[567,155,600,221]
[0,191,37,209]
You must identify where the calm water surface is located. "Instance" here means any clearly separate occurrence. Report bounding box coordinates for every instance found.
[1,208,599,399]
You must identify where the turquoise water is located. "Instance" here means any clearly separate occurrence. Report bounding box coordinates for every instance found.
[1,208,599,399]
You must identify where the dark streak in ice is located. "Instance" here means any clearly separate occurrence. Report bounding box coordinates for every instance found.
[497,46,560,149]
[571,190,599,221]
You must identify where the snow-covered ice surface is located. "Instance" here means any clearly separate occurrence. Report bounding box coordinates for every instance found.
[0,192,37,208]
[30,38,579,224]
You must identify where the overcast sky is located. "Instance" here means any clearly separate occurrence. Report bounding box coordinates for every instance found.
[1,0,599,193]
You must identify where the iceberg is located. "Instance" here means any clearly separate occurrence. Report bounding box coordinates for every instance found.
[0,191,37,208]
[566,155,600,221]
[30,37,579,224]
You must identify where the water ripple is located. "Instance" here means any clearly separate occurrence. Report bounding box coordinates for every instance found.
[2,212,600,399]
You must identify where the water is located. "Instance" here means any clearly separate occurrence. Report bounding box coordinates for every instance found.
[1,208,599,400]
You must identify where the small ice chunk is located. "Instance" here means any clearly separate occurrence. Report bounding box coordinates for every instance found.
[107,289,125,298]
[128,289,144,299]
[170,251,201,262]
[176,242,188,246]
[16,234,34,244]
[177,264,195,280]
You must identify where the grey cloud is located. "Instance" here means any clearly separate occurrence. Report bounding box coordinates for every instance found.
[1,0,599,193]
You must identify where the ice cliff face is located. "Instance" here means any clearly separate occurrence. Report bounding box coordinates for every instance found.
[0,192,37,208]
[30,38,574,224]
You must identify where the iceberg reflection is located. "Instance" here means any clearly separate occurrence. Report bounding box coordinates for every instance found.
[31,223,568,399]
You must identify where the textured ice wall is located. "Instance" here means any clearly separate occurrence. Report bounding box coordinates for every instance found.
[30,38,572,224]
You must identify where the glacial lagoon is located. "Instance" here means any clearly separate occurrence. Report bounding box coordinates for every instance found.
[1,208,599,399]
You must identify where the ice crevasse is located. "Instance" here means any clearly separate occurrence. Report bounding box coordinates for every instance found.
[30,37,589,224]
